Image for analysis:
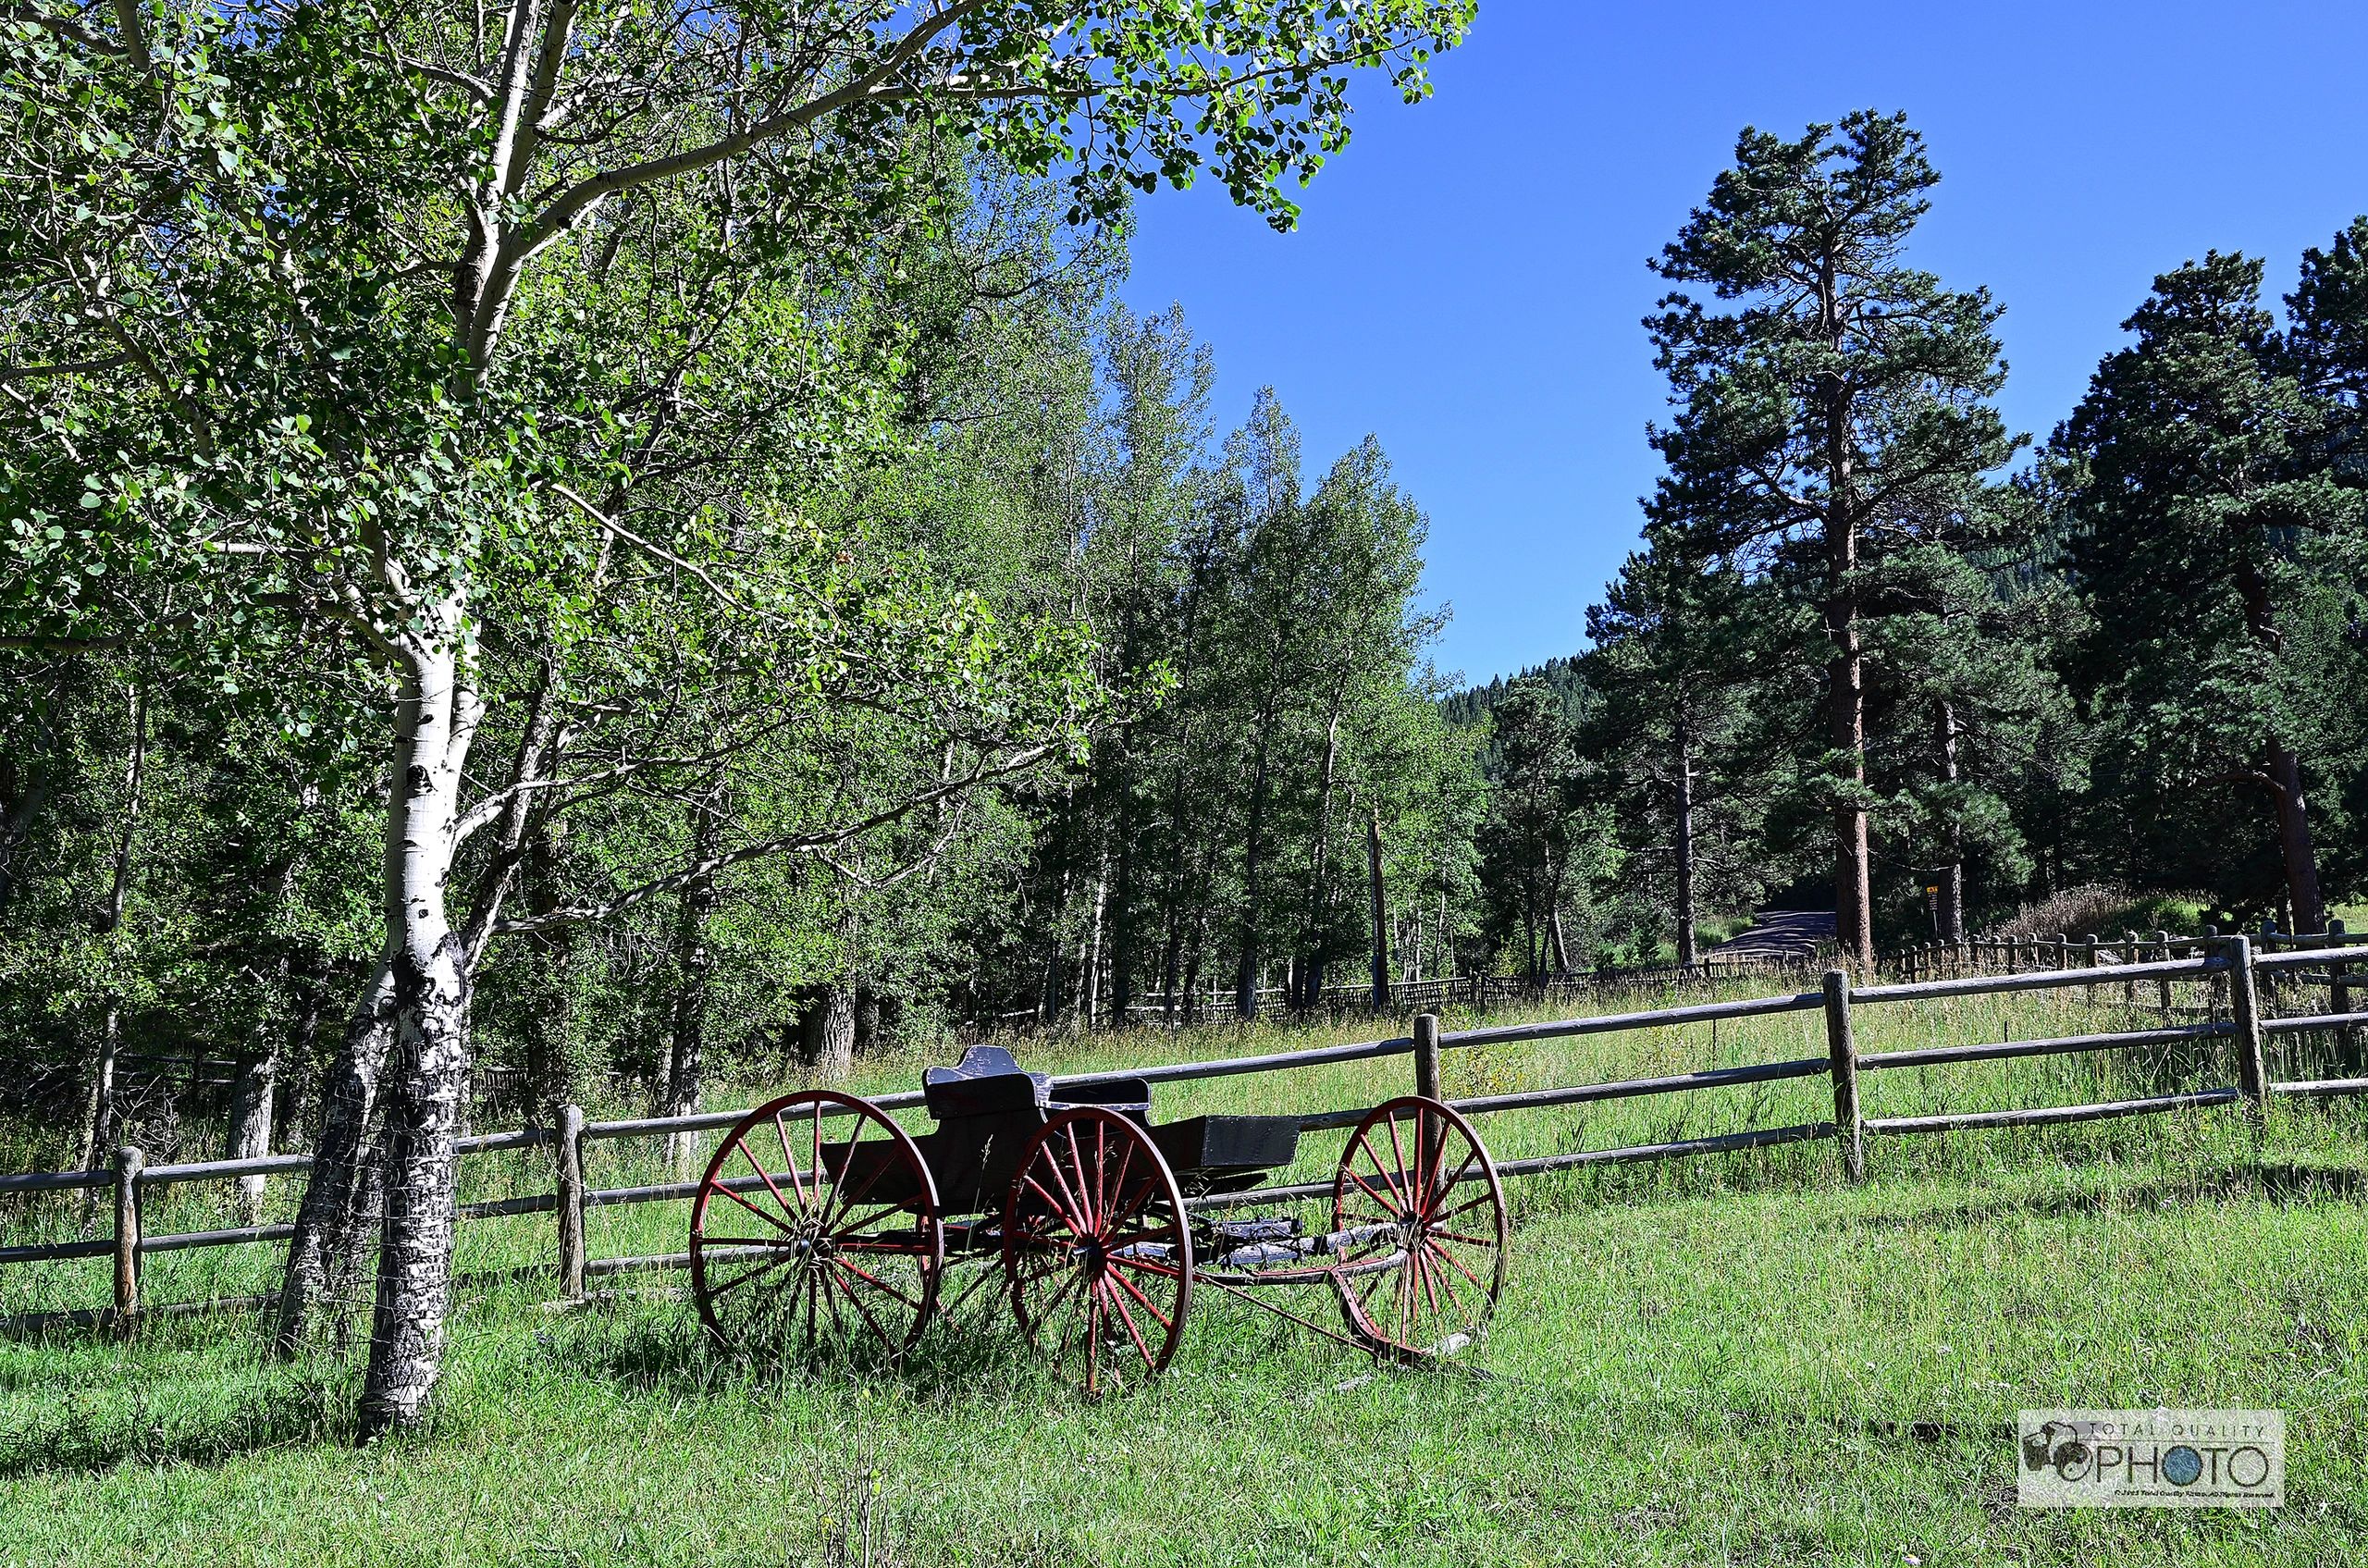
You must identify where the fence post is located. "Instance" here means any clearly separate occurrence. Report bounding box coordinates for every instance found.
[112,1144,143,1327]
[556,1104,587,1301]
[2055,932,2071,971]
[1413,1013,1442,1103]
[2320,914,2358,1075]
[2121,930,2140,1009]
[1821,969,1864,1182]
[2228,934,2267,1124]
[2154,929,2174,1015]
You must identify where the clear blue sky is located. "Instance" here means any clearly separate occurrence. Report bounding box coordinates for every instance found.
[1116,0,2368,687]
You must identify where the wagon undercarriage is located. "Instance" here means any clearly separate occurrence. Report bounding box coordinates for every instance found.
[685,1047,1509,1391]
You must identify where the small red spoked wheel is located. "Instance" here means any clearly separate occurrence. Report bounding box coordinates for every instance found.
[689,1089,944,1355]
[1329,1095,1508,1358]
[1005,1106,1192,1394]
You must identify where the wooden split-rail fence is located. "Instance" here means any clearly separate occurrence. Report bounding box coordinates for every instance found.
[5,932,2364,1333]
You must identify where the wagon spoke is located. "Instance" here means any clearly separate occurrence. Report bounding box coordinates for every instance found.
[1104,1279,1156,1368]
[1425,1241,1481,1315]
[831,1199,914,1236]
[713,1179,800,1236]
[1386,1115,1413,1207]
[1092,1120,1109,1230]
[732,1134,801,1218]
[1105,1252,1185,1280]
[1413,1245,1444,1318]
[707,1249,801,1301]
[827,1260,895,1344]
[1424,1228,1499,1249]
[1020,1171,1080,1227]
[832,1255,921,1311]
[1083,1290,1104,1395]
[1104,1258,1177,1331]
[1104,1133,1136,1237]
[1430,1188,1498,1225]
[1064,1127,1099,1232]
[699,1234,807,1251]
[1428,1145,1480,1212]
[1035,1139,1090,1228]
[1348,1126,1405,1215]
[1101,1171,1158,1235]
[1344,1167,1404,1220]
[771,1111,810,1216]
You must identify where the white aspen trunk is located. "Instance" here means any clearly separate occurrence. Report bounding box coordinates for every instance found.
[1673,735,1698,969]
[79,677,146,1173]
[662,787,725,1176]
[1366,806,1389,1010]
[1936,701,1967,947]
[227,1045,278,1224]
[1079,860,1108,1029]
[355,625,479,1441]
[1300,710,1342,1007]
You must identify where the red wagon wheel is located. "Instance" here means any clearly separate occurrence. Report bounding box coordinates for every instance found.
[689,1089,944,1355]
[1005,1106,1192,1394]
[1329,1095,1508,1358]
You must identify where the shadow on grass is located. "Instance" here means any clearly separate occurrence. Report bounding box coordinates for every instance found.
[0,1357,352,1477]
[1837,1161,2363,1233]
[555,1292,1056,1408]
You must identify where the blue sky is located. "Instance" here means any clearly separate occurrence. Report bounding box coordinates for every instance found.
[1115,0,2368,687]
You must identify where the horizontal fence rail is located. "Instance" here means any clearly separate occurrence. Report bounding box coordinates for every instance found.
[7,930,2368,1332]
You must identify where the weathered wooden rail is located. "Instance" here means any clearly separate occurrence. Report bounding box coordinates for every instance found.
[6,932,2366,1331]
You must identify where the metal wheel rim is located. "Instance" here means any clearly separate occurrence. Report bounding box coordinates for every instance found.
[1005,1106,1193,1393]
[689,1089,944,1355]
[1329,1094,1508,1356]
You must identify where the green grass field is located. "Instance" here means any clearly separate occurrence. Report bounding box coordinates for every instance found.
[5,974,2365,1565]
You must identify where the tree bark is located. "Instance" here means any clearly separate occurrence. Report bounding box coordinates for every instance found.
[78,676,147,1173]
[358,926,471,1441]
[2267,739,2325,934]
[1234,717,1276,1020]
[662,786,726,1174]
[1819,253,1875,973]
[1365,805,1390,1010]
[348,625,479,1439]
[1078,859,1108,1028]
[1673,734,1697,968]
[1037,790,1074,1024]
[802,982,857,1078]
[1936,701,1966,946]
[226,1042,278,1225]
[519,821,574,1123]
[1107,776,1136,1025]
[276,960,396,1356]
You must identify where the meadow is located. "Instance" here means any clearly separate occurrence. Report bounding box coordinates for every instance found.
[4,972,2364,1566]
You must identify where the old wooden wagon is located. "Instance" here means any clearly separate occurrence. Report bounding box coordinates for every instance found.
[686,1045,1508,1390]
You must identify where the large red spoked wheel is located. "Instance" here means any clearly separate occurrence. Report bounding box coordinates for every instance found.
[689,1089,944,1355]
[1329,1095,1508,1358]
[1005,1106,1192,1394]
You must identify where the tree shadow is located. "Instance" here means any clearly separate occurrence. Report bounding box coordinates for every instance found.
[1833,1161,2364,1233]
[0,1358,352,1477]
[555,1295,1048,1407]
